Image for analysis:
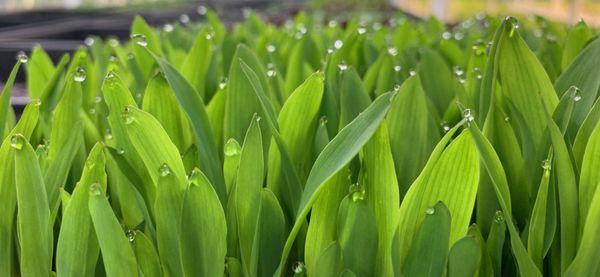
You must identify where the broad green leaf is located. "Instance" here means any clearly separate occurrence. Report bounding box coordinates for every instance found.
[131,16,162,78]
[579,120,600,228]
[545,106,579,271]
[468,122,542,276]
[304,170,347,276]
[154,165,185,277]
[419,47,455,116]
[561,20,593,71]
[26,46,55,99]
[362,123,399,276]
[235,115,263,277]
[142,72,192,152]
[181,26,213,98]
[497,18,558,155]
[13,134,51,277]
[181,169,227,277]
[387,75,439,197]
[258,189,286,277]
[564,178,600,276]
[278,91,395,273]
[133,231,162,277]
[395,129,479,264]
[56,143,105,276]
[402,202,451,277]
[89,184,138,276]
[45,70,84,210]
[448,235,481,277]
[0,102,40,275]
[527,154,556,268]
[337,196,378,277]
[150,50,227,204]
[314,242,343,276]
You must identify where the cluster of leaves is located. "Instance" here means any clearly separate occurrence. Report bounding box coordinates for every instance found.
[1,8,600,276]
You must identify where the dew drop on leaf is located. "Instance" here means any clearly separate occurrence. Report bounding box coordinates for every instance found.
[130,34,148,47]
[159,163,172,177]
[16,51,28,63]
[10,134,24,150]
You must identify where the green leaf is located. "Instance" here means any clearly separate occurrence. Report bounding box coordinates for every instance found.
[418,48,455,116]
[0,101,40,275]
[150,51,227,205]
[402,202,451,277]
[235,115,264,277]
[142,73,192,153]
[181,169,227,277]
[314,242,343,276]
[258,189,286,276]
[468,121,541,277]
[362,123,399,276]
[181,26,213,98]
[56,143,105,276]
[395,129,479,265]
[387,75,439,197]
[278,91,396,273]
[561,20,593,71]
[448,235,481,277]
[0,61,22,139]
[13,134,51,276]
[132,231,162,277]
[527,155,556,268]
[337,196,378,277]
[89,184,138,276]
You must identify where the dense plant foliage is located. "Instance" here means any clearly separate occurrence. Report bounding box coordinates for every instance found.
[1,8,599,276]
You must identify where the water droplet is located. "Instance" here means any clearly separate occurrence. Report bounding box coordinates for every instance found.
[453,66,464,76]
[74,67,86,82]
[130,34,148,47]
[108,38,120,47]
[125,229,136,242]
[267,70,276,77]
[409,69,416,76]
[387,47,398,56]
[292,261,305,274]
[338,61,348,71]
[326,48,333,54]
[105,71,116,81]
[163,24,174,33]
[179,14,190,24]
[357,26,367,35]
[426,207,435,215]
[31,99,41,107]
[117,148,125,155]
[224,139,242,156]
[334,39,343,49]
[108,55,119,63]
[266,44,276,53]
[472,41,486,56]
[442,31,452,40]
[494,210,504,223]
[89,183,102,196]
[105,131,113,140]
[572,86,582,102]
[504,116,510,122]
[16,51,28,64]
[473,67,483,80]
[298,25,307,35]
[462,108,475,123]
[454,32,464,40]
[319,116,328,126]
[541,159,552,171]
[219,81,227,89]
[84,36,95,46]
[93,96,102,103]
[352,190,366,202]
[122,106,134,125]
[546,34,557,42]
[393,65,402,72]
[441,122,451,132]
[10,134,24,150]
[328,20,338,28]
[505,16,519,37]
[197,5,207,15]
[393,84,401,91]
[159,163,171,177]
[88,108,96,115]
[205,33,214,40]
